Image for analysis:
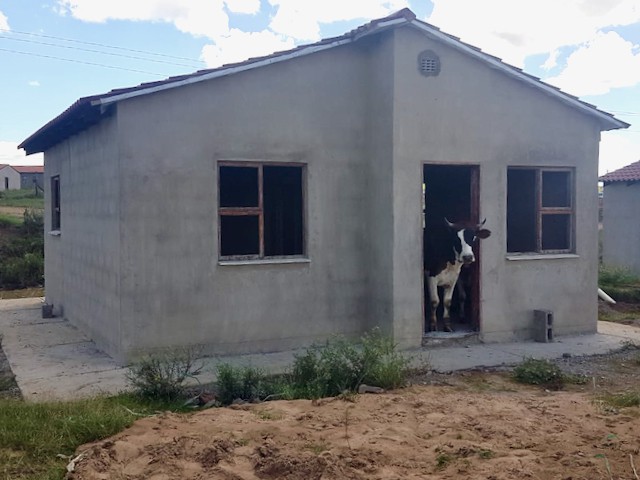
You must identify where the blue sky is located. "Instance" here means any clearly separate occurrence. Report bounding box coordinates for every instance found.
[1,0,639,174]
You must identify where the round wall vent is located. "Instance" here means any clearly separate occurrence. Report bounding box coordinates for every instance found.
[418,50,440,77]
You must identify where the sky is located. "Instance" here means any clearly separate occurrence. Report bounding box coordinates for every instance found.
[1,0,639,175]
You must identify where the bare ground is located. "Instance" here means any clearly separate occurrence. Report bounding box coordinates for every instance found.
[67,347,640,480]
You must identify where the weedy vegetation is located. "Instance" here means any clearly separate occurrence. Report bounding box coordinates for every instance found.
[126,347,203,401]
[0,394,187,480]
[512,358,587,390]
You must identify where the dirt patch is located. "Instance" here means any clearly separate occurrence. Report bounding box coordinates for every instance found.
[598,301,640,328]
[69,350,640,480]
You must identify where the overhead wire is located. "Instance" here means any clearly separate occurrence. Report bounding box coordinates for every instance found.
[0,47,168,76]
[0,27,205,65]
[0,35,204,68]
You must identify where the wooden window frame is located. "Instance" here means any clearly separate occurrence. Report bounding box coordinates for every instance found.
[218,161,306,261]
[508,167,574,254]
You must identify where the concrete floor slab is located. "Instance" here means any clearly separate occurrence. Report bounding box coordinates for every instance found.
[1,297,639,401]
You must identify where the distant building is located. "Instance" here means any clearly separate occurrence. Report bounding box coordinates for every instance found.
[14,165,44,189]
[600,160,640,274]
[0,164,43,190]
[0,164,20,191]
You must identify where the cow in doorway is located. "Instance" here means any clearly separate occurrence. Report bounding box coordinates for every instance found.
[424,218,491,332]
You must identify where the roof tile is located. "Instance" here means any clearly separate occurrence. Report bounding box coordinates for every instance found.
[600,160,640,183]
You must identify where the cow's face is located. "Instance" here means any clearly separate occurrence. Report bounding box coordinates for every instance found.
[446,219,491,265]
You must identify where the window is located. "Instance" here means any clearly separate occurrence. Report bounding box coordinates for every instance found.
[507,168,573,253]
[3,177,8,189]
[218,162,305,259]
[51,175,61,231]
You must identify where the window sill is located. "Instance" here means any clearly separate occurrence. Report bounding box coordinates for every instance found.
[219,257,310,266]
[506,253,579,261]
[48,230,61,236]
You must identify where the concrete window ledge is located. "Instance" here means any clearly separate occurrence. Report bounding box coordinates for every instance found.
[506,253,579,261]
[48,230,61,236]
[219,258,310,266]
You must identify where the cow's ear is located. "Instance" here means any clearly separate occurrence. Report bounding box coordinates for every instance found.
[477,229,491,239]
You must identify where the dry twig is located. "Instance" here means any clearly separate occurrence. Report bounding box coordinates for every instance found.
[631,454,639,480]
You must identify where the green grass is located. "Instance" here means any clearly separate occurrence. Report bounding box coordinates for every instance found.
[0,394,188,480]
[0,189,44,209]
[597,391,640,409]
[0,213,22,227]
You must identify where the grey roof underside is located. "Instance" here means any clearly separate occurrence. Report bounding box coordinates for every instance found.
[19,8,629,155]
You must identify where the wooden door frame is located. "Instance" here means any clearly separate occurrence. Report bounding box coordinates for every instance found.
[422,163,481,334]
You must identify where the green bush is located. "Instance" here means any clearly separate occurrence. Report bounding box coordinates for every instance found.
[215,364,283,405]
[512,358,565,390]
[0,252,44,289]
[599,265,640,288]
[214,329,411,404]
[127,348,203,400]
[290,328,410,399]
[0,209,44,289]
[22,209,44,236]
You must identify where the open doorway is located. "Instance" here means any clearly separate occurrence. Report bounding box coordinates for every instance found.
[423,164,480,336]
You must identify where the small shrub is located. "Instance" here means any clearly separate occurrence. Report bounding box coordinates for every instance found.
[22,209,43,236]
[127,348,203,400]
[512,358,565,390]
[436,453,453,469]
[478,449,495,459]
[289,328,410,399]
[215,364,280,405]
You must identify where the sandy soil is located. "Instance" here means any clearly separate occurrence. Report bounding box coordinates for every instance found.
[69,351,640,480]
[0,206,27,219]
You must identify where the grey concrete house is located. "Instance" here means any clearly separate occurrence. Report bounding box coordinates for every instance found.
[0,165,20,191]
[600,160,640,275]
[14,165,44,190]
[20,9,628,363]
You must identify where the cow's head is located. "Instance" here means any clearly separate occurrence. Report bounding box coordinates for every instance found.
[445,218,491,265]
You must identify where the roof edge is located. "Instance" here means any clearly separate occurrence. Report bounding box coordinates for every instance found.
[19,7,629,154]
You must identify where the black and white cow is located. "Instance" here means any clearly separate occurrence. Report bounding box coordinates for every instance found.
[424,218,491,332]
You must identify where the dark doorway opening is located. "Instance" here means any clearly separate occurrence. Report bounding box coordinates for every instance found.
[423,164,480,335]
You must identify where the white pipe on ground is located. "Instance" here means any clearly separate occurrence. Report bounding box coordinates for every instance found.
[598,288,616,304]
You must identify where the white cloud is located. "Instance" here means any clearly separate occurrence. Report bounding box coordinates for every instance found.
[599,130,640,176]
[0,10,9,30]
[201,28,295,67]
[0,141,43,166]
[28,80,40,87]
[428,0,640,67]
[56,0,229,39]
[267,0,409,41]
[545,32,640,96]
[224,0,260,15]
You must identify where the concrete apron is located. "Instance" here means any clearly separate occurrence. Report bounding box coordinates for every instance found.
[2,297,640,402]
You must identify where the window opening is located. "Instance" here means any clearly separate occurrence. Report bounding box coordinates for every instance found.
[51,175,61,230]
[3,177,8,189]
[218,163,304,259]
[507,168,573,253]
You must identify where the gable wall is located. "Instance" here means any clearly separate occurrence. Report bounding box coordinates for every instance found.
[602,183,640,275]
[115,40,380,358]
[0,166,20,190]
[390,26,601,342]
